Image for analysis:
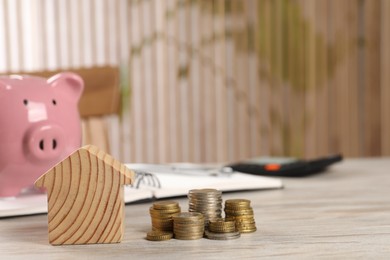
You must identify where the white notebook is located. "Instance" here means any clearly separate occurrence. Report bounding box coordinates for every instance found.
[0,163,283,218]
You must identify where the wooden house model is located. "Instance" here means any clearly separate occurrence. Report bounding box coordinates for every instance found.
[35,145,135,245]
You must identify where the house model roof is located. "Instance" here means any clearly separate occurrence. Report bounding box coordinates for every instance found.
[35,144,135,245]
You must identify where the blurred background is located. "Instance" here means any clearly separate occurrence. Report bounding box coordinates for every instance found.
[0,0,389,163]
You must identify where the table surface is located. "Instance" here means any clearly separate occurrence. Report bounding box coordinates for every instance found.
[1,158,390,259]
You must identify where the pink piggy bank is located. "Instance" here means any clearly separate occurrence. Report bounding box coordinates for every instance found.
[0,73,84,197]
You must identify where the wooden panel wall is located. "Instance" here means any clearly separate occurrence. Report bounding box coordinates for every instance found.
[127,0,388,162]
[1,0,389,163]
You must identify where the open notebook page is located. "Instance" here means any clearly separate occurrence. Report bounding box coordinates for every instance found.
[0,164,282,218]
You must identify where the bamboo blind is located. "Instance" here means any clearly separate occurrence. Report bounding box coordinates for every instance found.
[1,0,389,163]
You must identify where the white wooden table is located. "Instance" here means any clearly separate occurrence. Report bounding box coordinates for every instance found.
[1,158,389,259]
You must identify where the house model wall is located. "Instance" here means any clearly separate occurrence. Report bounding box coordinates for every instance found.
[35,145,135,245]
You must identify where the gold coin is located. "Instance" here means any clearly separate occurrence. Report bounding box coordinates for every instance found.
[146,230,173,241]
[152,225,173,230]
[174,233,204,238]
[151,226,173,231]
[173,224,205,230]
[208,219,236,232]
[233,219,256,225]
[225,214,255,219]
[224,208,254,215]
[151,222,173,228]
[225,199,251,205]
[208,227,236,233]
[173,221,204,226]
[236,221,256,226]
[224,204,251,209]
[209,219,235,225]
[174,230,204,236]
[175,234,203,240]
[173,224,204,230]
[209,223,236,230]
[153,201,180,210]
[236,225,256,230]
[174,227,204,233]
[238,227,257,233]
[150,207,181,215]
[150,210,181,216]
[151,223,173,228]
[152,226,173,232]
[150,215,175,221]
[150,214,176,220]
[172,212,204,221]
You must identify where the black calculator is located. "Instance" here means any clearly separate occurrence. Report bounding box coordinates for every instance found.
[226,154,343,177]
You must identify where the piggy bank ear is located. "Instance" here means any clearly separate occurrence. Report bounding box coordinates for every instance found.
[47,72,84,101]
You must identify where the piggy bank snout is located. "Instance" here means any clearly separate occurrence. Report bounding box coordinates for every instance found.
[24,124,66,162]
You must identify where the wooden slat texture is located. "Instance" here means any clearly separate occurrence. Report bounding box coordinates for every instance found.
[138,0,150,162]
[200,0,216,162]
[177,0,191,162]
[381,0,390,156]
[119,0,132,161]
[190,0,202,162]
[303,0,317,157]
[246,0,261,157]
[142,0,157,162]
[15,0,23,70]
[347,0,360,157]
[129,0,144,162]
[224,0,237,161]
[1,0,390,162]
[83,117,110,153]
[315,0,330,157]
[256,0,272,156]
[1,0,10,71]
[287,0,306,157]
[214,0,228,162]
[363,0,381,156]
[155,0,169,162]
[233,0,250,160]
[327,0,339,155]
[166,0,179,162]
[271,0,285,156]
[332,0,349,155]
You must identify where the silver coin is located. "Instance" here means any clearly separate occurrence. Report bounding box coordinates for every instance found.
[204,230,241,240]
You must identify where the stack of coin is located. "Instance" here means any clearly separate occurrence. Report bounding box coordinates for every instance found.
[188,188,223,226]
[149,201,181,232]
[146,230,173,241]
[224,199,257,233]
[205,218,240,240]
[172,212,205,240]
